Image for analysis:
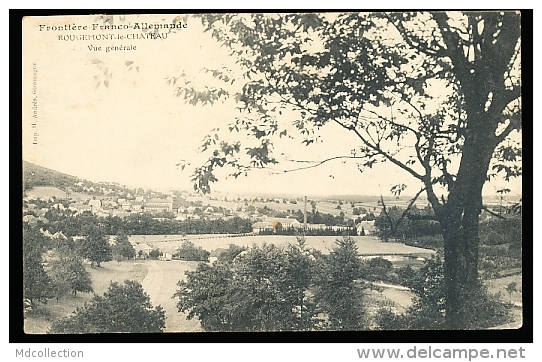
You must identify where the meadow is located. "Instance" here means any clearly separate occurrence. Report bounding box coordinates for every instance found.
[129,234,438,258]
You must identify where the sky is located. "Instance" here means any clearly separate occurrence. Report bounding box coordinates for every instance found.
[22,13,522,198]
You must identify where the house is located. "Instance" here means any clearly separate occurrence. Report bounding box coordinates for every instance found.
[134,243,153,258]
[160,252,172,261]
[175,214,188,221]
[110,210,131,218]
[88,199,102,212]
[131,201,143,211]
[74,205,92,214]
[41,229,53,238]
[37,216,49,224]
[356,221,375,235]
[236,212,249,219]
[252,217,303,233]
[262,217,302,229]
[307,223,326,230]
[204,206,215,214]
[52,231,68,240]
[144,198,173,213]
[252,221,271,233]
[23,215,38,226]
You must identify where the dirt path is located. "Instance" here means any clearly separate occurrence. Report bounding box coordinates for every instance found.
[140,260,202,332]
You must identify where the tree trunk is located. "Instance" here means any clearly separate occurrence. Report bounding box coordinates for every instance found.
[438,121,495,329]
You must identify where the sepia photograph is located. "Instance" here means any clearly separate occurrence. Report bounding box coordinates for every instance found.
[21,12,523,335]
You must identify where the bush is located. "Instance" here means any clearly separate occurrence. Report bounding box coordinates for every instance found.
[49,280,165,333]
[479,218,522,246]
[173,241,210,262]
[175,243,317,331]
[217,244,247,263]
[313,236,368,330]
[148,248,162,260]
[375,255,513,330]
[403,235,443,250]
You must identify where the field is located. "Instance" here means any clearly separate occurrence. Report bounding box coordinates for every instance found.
[24,251,521,333]
[129,234,437,257]
[141,260,202,332]
[486,273,523,329]
[25,186,67,199]
[24,259,203,334]
[24,260,148,334]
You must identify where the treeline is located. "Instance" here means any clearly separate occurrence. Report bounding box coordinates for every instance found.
[41,212,253,237]
[174,237,512,331]
[23,224,136,310]
[175,237,367,331]
[290,209,376,226]
[257,226,357,236]
[374,205,441,241]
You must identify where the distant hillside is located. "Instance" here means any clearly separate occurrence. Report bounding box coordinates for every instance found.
[22,161,171,201]
[23,161,78,192]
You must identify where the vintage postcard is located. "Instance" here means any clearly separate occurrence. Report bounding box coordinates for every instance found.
[22,13,522,334]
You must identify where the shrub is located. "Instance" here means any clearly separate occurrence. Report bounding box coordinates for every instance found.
[49,280,165,333]
[175,243,317,331]
[375,255,513,330]
[148,248,162,260]
[173,241,210,262]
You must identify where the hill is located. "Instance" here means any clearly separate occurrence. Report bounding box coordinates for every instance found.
[22,161,172,201]
[23,161,78,192]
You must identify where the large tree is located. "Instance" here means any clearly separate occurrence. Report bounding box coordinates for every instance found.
[49,280,165,333]
[48,239,93,299]
[174,242,317,331]
[23,226,54,309]
[313,236,367,330]
[78,224,112,267]
[112,230,136,261]
[171,12,522,328]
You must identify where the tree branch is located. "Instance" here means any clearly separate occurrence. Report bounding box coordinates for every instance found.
[494,115,521,146]
[269,155,367,174]
[394,187,427,233]
[332,118,426,182]
[385,13,447,57]
[482,205,507,220]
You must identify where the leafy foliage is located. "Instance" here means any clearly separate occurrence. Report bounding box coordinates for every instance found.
[23,226,54,307]
[361,257,396,284]
[175,242,319,331]
[112,230,136,260]
[217,243,247,263]
[77,225,112,267]
[49,280,165,333]
[376,255,513,330]
[148,248,162,260]
[49,213,253,237]
[313,236,368,330]
[173,241,210,262]
[48,239,93,298]
[172,13,520,197]
[374,204,441,241]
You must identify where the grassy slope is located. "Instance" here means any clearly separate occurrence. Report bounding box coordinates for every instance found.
[24,260,148,334]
